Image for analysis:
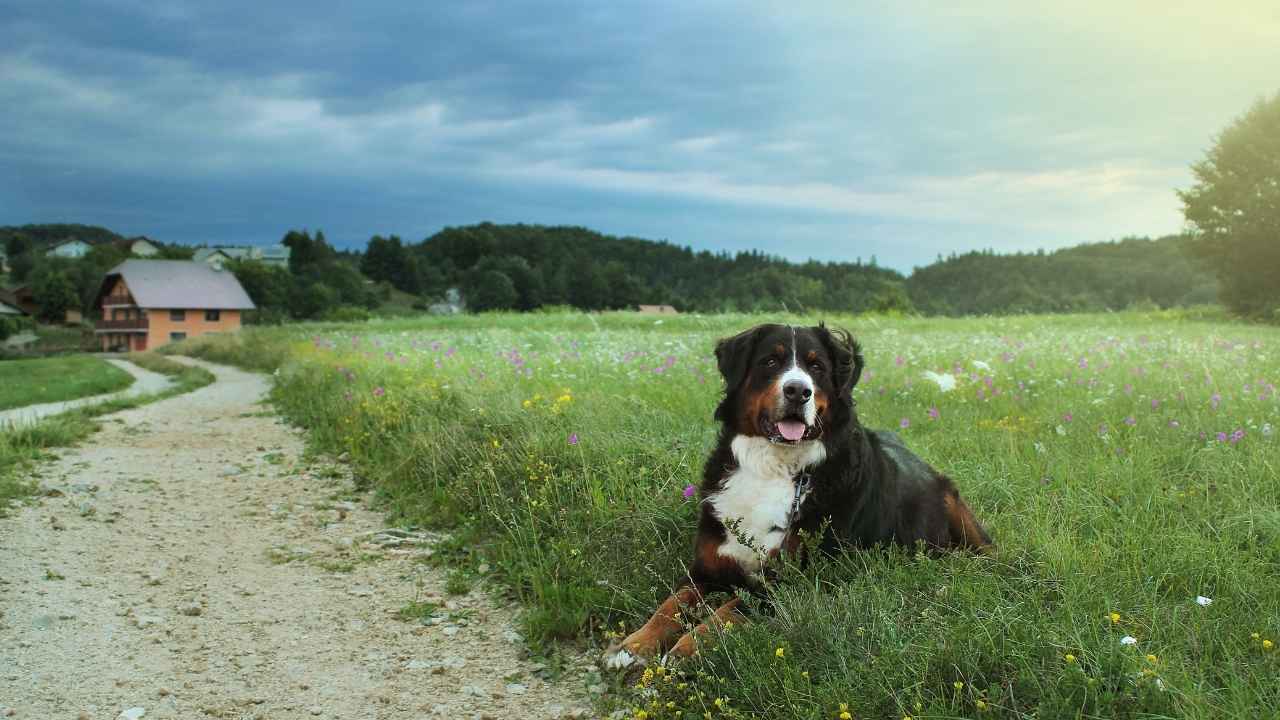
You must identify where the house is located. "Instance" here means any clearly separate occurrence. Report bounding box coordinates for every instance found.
[0,297,25,316]
[637,304,679,315]
[45,238,94,259]
[93,260,255,352]
[117,236,161,257]
[193,244,291,269]
[0,286,38,316]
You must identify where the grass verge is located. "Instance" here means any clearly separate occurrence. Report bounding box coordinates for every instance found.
[173,312,1280,718]
[0,353,215,514]
[0,355,135,410]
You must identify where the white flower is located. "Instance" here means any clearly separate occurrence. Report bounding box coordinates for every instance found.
[922,371,956,392]
[972,360,992,372]
[1055,425,1067,436]
[1196,595,1213,606]
[1263,423,1274,437]
[1034,442,1046,454]
[1120,635,1138,646]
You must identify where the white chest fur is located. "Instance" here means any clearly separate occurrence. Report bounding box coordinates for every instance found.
[708,436,826,572]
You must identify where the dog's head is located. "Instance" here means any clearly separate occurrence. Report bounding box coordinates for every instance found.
[713,323,863,443]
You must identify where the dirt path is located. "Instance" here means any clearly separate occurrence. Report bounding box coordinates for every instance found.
[0,359,595,719]
[0,358,173,428]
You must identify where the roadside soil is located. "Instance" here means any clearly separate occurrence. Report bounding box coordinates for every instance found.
[0,358,596,719]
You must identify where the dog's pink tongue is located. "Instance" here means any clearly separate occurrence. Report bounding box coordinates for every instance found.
[776,420,807,441]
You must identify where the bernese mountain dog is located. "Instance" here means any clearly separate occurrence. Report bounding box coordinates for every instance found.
[604,322,991,668]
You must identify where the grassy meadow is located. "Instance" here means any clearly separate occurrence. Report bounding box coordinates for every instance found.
[0,355,134,410]
[174,309,1280,719]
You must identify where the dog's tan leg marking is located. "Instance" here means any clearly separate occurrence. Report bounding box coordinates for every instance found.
[944,493,992,550]
[666,597,746,659]
[603,585,702,668]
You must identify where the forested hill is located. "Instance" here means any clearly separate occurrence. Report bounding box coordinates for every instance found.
[905,235,1218,315]
[407,223,909,313]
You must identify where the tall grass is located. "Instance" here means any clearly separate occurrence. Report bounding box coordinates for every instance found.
[178,311,1280,718]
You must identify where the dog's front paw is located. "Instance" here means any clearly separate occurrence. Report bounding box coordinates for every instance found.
[600,643,648,670]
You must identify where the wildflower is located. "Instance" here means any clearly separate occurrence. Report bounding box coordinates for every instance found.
[714,698,724,709]
[838,703,852,720]
[976,699,988,711]
[899,417,910,429]
[372,386,385,397]
[568,433,579,446]
[1251,632,1260,640]
[683,484,696,500]
[1064,653,1076,663]
[922,371,956,392]
[1230,428,1245,443]
[1146,654,1158,664]
[1210,392,1221,410]
[1151,398,1160,410]
[1195,595,1212,606]
[775,647,785,659]
[1120,635,1138,646]
[1216,431,1228,443]
[927,407,940,420]
[1124,416,1136,426]
[1063,412,1073,423]
[1098,423,1108,437]
[953,681,964,690]
[1169,419,1180,428]
[1263,423,1274,437]
[1264,639,1275,651]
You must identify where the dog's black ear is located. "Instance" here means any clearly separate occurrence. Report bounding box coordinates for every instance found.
[714,325,765,393]
[818,322,863,396]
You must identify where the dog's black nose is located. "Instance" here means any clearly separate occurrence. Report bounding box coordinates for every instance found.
[783,380,812,403]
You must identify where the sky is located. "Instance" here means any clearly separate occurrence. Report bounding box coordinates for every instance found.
[2,1,1278,272]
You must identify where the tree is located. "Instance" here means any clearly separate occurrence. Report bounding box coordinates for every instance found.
[1179,91,1280,317]
[31,268,79,322]
[465,269,518,312]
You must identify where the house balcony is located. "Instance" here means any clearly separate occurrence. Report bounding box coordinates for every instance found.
[95,318,149,333]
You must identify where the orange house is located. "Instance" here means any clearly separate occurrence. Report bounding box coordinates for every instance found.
[93,259,256,352]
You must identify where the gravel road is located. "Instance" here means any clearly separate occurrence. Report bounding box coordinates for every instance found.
[0,358,594,719]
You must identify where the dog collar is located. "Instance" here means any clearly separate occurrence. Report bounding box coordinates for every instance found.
[788,471,813,526]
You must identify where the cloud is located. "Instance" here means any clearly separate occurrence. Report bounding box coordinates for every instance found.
[1,1,1275,269]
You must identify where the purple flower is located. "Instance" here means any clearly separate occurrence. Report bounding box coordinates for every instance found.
[1216,431,1228,442]
[1098,423,1109,437]
[895,355,905,367]
[372,386,385,397]
[1211,392,1221,410]
[1124,416,1137,427]
[1063,413,1074,423]
[1151,398,1161,410]
[1078,357,1089,369]
[683,484,696,500]
[1230,429,1245,444]
[899,417,910,429]
[567,433,579,446]
[927,407,940,420]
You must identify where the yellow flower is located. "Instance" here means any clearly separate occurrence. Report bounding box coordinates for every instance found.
[839,713,852,720]
[1251,632,1260,640]
[1109,612,1121,624]
[1145,654,1158,664]
[801,671,810,679]
[634,711,648,720]
[953,681,964,690]
[1264,639,1275,651]
[1065,654,1076,663]
[714,698,724,708]
[723,620,733,631]
[976,699,988,711]
[491,439,501,448]
[775,647,785,659]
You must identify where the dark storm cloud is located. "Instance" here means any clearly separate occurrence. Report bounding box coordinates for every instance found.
[3,1,1278,270]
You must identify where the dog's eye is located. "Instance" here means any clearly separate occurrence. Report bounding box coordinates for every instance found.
[809,362,825,373]
[760,357,778,368]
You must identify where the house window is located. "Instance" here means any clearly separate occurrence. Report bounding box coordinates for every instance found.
[205,309,221,322]
[171,310,186,321]
[170,332,187,342]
